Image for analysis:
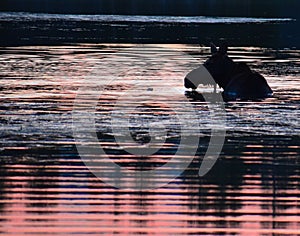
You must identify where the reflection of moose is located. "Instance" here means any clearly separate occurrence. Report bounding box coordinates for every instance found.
[184,43,273,100]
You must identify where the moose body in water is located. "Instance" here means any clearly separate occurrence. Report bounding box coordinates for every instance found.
[184,43,273,100]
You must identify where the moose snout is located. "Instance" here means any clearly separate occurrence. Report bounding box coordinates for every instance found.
[184,77,197,89]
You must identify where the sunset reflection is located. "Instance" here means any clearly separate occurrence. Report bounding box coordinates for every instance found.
[0,45,299,235]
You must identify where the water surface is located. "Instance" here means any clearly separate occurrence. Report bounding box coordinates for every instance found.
[0,12,298,47]
[0,44,299,235]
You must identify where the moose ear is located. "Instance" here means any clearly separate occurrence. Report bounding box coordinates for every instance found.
[219,42,228,54]
[210,43,218,54]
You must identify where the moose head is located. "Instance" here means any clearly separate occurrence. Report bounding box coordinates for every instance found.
[184,42,235,90]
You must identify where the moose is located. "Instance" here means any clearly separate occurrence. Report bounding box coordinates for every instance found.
[184,43,273,100]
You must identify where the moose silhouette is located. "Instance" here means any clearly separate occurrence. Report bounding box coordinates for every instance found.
[184,42,273,100]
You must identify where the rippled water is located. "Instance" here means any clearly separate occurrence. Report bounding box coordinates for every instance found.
[0,44,299,235]
[1,12,298,48]
[0,12,294,23]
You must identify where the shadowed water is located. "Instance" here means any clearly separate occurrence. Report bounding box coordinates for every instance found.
[0,12,299,47]
[0,44,299,235]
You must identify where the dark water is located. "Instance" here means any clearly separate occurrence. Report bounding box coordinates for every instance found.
[0,44,299,235]
[0,12,299,48]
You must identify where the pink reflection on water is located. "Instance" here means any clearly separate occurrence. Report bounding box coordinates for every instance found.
[0,44,299,235]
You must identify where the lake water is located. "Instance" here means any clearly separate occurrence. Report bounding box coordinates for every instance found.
[0,12,299,48]
[0,44,299,235]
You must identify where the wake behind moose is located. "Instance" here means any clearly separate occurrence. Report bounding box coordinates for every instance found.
[184,42,273,100]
